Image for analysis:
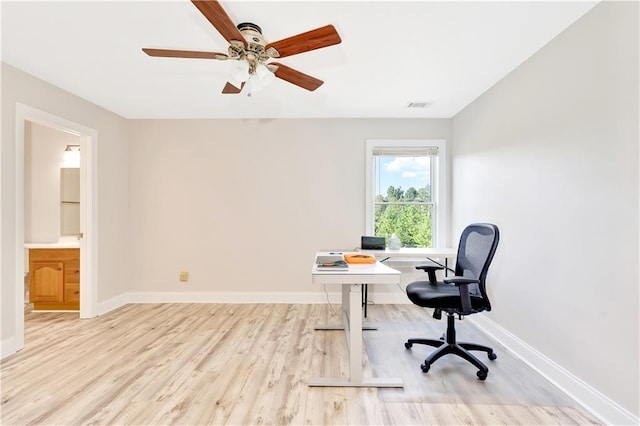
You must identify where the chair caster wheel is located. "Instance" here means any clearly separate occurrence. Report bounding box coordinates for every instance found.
[404,342,412,349]
[488,351,497,361]
[477,370,488,381]
[420,363,430,373]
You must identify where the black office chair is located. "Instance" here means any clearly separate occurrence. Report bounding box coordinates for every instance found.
[404,223,500,380]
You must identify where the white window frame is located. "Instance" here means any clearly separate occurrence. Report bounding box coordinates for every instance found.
[365,139,448,247]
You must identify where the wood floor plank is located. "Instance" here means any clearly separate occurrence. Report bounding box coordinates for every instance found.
[1,303,602,425]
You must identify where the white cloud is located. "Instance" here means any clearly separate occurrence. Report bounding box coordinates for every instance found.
[383,157,430,187]
[385,157,429,172]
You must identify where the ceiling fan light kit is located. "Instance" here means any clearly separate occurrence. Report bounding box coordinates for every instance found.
[143,0,342,96]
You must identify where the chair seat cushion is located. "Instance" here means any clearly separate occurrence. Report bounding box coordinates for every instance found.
[406,280,487,311]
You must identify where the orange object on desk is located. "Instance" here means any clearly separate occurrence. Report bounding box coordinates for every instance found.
[344,254,377,264]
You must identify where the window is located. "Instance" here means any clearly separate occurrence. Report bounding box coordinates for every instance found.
[365,140,447,248]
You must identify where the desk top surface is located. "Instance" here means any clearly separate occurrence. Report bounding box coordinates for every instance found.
[312,252,400,284]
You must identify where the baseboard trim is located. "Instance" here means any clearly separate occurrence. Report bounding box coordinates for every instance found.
[92,290,411,312]
[121,290,413,305]
[97,293,129,316]
[126,291,347,304]
[469,315,639,426]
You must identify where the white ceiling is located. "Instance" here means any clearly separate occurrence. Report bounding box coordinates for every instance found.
[1,0,598,119]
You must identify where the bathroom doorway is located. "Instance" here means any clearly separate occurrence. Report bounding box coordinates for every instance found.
[14,103,98,351]
[24,121,82,311]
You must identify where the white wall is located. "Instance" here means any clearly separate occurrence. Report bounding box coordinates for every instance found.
[127,119,450,301]
[451,1,638,420]
[24,121,82,243]
[1,63,130,354]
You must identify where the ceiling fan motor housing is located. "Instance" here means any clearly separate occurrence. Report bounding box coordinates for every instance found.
[229,22,275,73]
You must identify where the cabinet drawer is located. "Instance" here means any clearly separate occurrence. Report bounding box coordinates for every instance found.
[29,248,79,262]
[65,259,80,284]
[65,284,80,303]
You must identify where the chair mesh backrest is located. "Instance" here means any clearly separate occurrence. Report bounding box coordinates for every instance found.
[455,223,500,309]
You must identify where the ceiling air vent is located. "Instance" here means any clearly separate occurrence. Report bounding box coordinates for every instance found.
[406,101,433,108]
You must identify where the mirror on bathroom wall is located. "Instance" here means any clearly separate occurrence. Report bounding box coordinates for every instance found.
[60,168,80,236]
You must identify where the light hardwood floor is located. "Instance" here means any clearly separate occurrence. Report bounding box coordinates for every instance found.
[1,303,601,425]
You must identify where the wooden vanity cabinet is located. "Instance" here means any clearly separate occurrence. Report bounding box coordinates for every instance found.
[29,248,80,310]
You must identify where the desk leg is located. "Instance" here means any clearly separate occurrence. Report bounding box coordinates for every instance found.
[362,284,368,317]
[309,284,403,388]
[348,284,362,383]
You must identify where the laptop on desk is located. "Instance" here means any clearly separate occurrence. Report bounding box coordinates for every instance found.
[315,254,348,270]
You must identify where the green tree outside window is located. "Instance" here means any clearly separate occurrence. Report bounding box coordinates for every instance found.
[374,185,432,247]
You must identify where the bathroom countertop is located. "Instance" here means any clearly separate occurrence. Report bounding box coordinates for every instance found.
[24,241,80,249]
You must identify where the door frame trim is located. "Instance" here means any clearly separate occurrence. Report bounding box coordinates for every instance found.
[14,103,98,350]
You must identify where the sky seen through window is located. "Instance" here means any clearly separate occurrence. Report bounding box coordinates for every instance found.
[376,156,430,196]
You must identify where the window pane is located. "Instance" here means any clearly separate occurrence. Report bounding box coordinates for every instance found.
[373,154,433,247]
[374,156,431,202]
[374,204,433,248]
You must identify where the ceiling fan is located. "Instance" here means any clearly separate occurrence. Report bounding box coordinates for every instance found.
[142,0,342,95]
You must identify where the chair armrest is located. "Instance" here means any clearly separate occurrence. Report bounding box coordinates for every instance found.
[415,264,444,285]
[443,276,479,315]
[415,264,444,272]
[443,277,479,285]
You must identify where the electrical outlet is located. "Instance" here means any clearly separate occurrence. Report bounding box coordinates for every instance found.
[179,272,189,282]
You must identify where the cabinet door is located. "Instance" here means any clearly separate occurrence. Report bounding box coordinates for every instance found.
[30,261,64,303]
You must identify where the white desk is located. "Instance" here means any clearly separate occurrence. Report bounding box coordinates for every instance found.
[310,253,403,387]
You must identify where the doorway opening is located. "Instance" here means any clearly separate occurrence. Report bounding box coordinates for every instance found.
[14,103,98,351]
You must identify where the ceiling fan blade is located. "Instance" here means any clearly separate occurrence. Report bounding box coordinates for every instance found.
[270,62,323,91]
[266,25,341,58]
[142,48,228,59]
[222,82,244,94]
[191,0,247,47]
